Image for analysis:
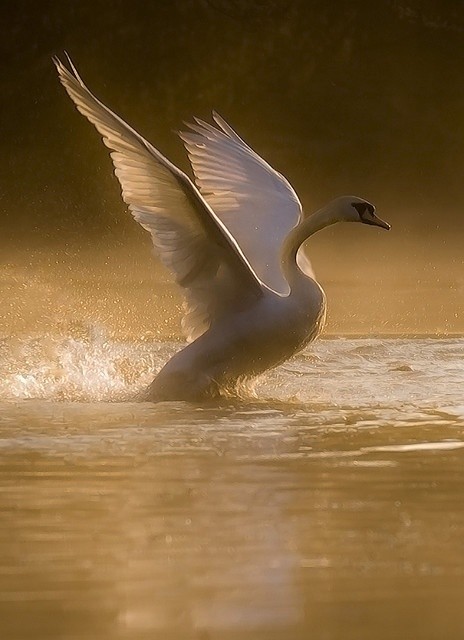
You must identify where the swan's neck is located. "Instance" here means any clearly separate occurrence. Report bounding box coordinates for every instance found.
[281,204,339,292]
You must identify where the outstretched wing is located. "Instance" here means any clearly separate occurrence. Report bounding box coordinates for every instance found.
[55,57,263,341]
[180,112,311,294]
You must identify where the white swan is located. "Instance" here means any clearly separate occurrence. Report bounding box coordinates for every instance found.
[55,57,390,402]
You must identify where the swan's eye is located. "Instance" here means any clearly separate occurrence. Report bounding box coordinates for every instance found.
[351,202,375,221]
[352,202,368,218]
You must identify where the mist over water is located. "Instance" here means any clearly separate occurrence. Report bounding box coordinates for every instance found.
[2,240,462,340]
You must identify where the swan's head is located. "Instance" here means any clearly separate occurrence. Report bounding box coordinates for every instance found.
[335,196,391,230]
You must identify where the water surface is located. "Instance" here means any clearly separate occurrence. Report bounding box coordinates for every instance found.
[1,336,463,639]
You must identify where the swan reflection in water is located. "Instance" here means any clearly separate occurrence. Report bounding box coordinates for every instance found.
[55,57,390,402]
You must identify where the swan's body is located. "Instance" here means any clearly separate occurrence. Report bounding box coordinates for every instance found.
[147,269,325,400]
[55,57,390,402]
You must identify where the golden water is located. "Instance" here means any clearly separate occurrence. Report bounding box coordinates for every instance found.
[1,334,463,639]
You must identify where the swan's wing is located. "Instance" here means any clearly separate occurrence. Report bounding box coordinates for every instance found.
[179,112,310,294]
[55,57,263,341]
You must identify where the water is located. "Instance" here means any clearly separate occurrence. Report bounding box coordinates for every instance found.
[1,334,464,639]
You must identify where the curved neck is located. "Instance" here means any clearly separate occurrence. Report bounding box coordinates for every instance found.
[281,204,339,292]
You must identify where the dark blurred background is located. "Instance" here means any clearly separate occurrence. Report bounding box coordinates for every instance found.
[0,0,463,334]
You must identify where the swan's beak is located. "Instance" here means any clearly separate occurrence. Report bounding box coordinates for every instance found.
[367,213,391,230]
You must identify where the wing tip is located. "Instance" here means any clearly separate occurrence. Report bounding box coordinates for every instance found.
[211,111,244,142]
[53,52,85,88]
[211,110,223,125]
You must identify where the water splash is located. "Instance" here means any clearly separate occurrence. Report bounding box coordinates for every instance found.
[0,329,463,414]
[0,324,175,401]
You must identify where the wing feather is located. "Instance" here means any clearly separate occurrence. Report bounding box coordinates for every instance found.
[55,57,263,341]
[180,113,310,294]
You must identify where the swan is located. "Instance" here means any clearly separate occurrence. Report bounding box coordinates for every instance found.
[55,57,391,402]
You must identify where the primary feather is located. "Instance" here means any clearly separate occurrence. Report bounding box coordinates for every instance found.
[54,57,263,342]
